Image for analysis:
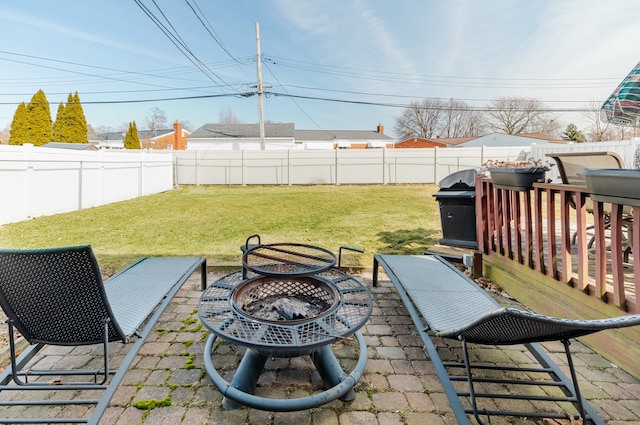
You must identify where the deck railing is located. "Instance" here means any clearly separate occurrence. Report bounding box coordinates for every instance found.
[476,175,639,313]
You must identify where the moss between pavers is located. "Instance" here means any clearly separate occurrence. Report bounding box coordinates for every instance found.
[132,396,171,410]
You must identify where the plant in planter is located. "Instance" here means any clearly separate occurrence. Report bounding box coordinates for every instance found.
[483,158,552,191]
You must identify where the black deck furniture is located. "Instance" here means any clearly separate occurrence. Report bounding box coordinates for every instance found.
[372,253,640,425]
[0,245,206,424]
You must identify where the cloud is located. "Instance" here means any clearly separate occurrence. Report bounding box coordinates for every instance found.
[0,9,174,63]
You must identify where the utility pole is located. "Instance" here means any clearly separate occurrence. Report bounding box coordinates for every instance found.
[255,22,266,150]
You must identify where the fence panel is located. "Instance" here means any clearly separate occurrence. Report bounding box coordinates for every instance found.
[0,145,173,225]
[10,142,638,225]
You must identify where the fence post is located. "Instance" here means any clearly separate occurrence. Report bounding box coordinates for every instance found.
[78,161,83,210]
[194,150,199,186]
[139,161,143,196]
[433,147,438,183]
[335,149,340,186]
[24,144,33,219]
[382,148,387,184]
[242,149,246,186]
[287,149,292,186]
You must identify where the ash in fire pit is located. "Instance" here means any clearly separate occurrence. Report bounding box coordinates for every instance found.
[243,295,331,321]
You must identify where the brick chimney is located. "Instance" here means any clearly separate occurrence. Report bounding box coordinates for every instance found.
[173,121,183,150]
[377,123,384,134]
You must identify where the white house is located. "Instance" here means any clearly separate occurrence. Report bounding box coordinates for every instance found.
[186,123,394,150]
[456,132,549,147]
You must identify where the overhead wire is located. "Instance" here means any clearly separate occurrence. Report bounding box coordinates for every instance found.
[133,0,233,91]
[263,55,621,89]
[262,60,326,131]
[266,91,595,113]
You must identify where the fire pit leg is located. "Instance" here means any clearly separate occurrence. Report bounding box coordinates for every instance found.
[312,346,355,401]
[222,349,268,410]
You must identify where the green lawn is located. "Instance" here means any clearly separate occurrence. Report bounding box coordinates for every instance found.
[0,184,442,276]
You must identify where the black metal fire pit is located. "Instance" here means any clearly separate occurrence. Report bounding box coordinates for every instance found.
[198,242,372,411]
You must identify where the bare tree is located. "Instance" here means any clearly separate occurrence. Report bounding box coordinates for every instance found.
[485,96,548,135]
[440,99,485,138]
[582,100,612,141]
[395,98,482,139]
[0,126,10,144]
[218,106,242,124]
[528,113,562,139]
[178,120,193,131]
[144,107,168,133]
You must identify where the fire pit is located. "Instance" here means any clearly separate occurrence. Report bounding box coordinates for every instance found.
[198,243,372,411]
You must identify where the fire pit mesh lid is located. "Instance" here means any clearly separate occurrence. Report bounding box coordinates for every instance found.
[242,243,336,277]
[199,270,372,355]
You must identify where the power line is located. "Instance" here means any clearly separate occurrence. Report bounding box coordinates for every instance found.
[0,92,252,106]
[264,55,621,84]
[262,61,326,131]
[185,0,235,62]
[133,0,232,90]
[279,84,603,104]
[267,91,596,113]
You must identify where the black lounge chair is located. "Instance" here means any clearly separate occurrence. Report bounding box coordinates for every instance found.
[0,245,206,424]
[373,253,640,425]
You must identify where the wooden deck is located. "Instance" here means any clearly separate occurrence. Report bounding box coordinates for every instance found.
[474,176,640,379]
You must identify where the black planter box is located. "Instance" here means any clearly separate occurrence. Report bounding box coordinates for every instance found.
[582,168,640,207]
[488,167,547,191]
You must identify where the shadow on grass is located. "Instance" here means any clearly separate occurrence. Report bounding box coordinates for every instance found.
[375,228,440,255]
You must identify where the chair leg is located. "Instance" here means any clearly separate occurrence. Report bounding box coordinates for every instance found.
[562,339,587,424]
[7,318,111,386]
[7,319,26,386]
[461,337,489,425]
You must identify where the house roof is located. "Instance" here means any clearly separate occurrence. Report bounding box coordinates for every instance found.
[294,129,392,141]
[456,133,548,147]
[98,128,175,141]
[87,124,99,142]
[42,142,99,150]
[517,132,551,140]
[189,123,295,139]
[433,136,477,146]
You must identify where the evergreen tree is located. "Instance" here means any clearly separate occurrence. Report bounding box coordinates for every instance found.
[561,123,586,143]
[8,102,29,145]
[124,121,141,149]
[52,92,88,143]
[26,89,53,146]
[52,102,67,142]
[67,92,88,143]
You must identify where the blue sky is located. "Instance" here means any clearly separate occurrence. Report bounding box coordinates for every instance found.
[0,0,638,138]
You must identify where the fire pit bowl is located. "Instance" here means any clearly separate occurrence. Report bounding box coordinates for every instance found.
[231,276,340,323]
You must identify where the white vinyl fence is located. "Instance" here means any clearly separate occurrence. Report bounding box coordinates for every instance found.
[174,145,531,186]
[0,144,173,225]
[4,140,638,226]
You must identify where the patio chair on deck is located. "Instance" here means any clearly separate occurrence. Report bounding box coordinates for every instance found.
[546,151,632,260]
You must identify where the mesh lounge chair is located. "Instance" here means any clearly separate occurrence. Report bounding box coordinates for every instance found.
[0,245,206,424]
[373,254,640,425]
